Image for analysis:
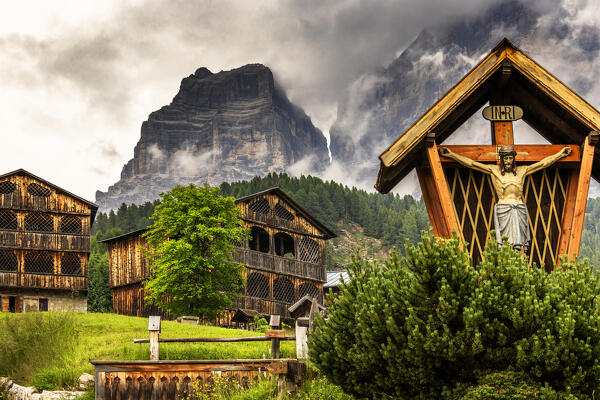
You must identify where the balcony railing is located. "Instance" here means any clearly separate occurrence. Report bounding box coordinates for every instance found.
[233,248,325,282]
[0,272,86,290]
[243,210,314,235]
[0,231,89,252]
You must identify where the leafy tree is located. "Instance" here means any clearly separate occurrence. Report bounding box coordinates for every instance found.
[310,233,600,399]
[142,184,248,319]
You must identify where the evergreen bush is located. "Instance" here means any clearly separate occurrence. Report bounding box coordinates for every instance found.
[309,232,600,399]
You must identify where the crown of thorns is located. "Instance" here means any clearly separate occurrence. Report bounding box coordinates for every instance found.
[498,145,517,156]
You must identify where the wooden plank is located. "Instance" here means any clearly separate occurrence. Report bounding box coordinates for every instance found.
[492,121,514,145]
[133,336,295,343]
[416,166,445,237]
[556,169,579,261]
[426,140,462,239]
[566,135,596,259]
[439,144,580,164]
[265,329,285,339]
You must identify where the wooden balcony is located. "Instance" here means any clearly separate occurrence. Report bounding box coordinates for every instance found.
[0,272,86,290]
[243,210,314,236]
[233,248,325,282]
[0,231,89,252]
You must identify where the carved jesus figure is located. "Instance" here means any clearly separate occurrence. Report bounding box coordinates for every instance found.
[439,144,571,251]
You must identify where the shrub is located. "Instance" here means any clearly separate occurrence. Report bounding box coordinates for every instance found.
[309,232,600,399]
[0,312,78,385]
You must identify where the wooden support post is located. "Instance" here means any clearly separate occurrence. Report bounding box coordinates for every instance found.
[148,316,161,361]
[566,133,597,259]
[425,133,462,239]
[295,317,309,359]
[556,169,579,262]
[416,166,445,237]
[492,121,514,145]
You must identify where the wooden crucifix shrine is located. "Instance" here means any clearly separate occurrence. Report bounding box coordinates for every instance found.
[376,39,600,270]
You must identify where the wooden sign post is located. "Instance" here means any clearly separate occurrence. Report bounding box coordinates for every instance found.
[148,316,161,361]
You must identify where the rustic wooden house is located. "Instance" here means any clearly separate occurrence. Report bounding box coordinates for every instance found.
[0,169,98,312]
[376,39,599,270]
[102,187,336,322]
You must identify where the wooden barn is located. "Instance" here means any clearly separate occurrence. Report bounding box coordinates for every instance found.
[102,187,336,323]
[376,39,600,269]
[0,169,98,312]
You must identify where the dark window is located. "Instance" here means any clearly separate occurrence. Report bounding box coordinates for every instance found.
[61,254,81,275]
[274,232,295,257]
[273,278,295,303]
[24,252,54,274]
[39,298,48,312]
[299,238,320,263]
[0,211,17,230]
[274,203,294,221]
[249,199,269,214]
[27,183,51,197]
[298,283,320,300]
[246,272,269,299]
[0,181,16,194]
[24,213,53,232]
[9,297,16,313]
[249,226,269,253]
[60,216,82,234]
[0,250,17,272]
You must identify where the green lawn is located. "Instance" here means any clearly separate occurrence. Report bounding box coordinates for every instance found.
[0,312,295,389]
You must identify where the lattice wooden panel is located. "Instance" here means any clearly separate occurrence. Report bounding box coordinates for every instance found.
[60,215,82,234]
[0,210,18,230]
[27,183,51,197]
[298,282,319,300]
[445,167,569,269]
[246,272,269,298]
[24,252,54,274]
[0,250,17,272]
[273,277,295,303]
[24,213,54,232]
[298,238,320,264]
[249,199,270,214]
[274,203,294,220]
[61,254,81,275]
[0,181,16,194]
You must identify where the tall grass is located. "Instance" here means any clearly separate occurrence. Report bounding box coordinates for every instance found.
[0,312,78,386]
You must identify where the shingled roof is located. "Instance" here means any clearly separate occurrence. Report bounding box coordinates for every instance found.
[376,38,600,193]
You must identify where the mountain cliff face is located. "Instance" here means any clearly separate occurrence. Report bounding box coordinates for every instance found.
[329,1,539,185]
[96,64,329,211]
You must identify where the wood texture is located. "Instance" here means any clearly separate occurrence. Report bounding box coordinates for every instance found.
[439,145,580,164]
[416,166,445,237]
[566,137,595,259]
[556,170,579,260]
[492,121,514,144]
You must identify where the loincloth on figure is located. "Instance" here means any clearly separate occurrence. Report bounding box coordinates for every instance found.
[493,202,530,250]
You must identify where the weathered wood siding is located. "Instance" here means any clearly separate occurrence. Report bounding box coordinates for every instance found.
[112,283,169,319]
[0,172,94,296]
[108,235,148,288]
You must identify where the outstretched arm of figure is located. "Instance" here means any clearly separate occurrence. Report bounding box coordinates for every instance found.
[438,147,493,174]
[524,146,571,176]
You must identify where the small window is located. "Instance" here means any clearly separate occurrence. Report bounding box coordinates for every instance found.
[39,298,49,312]
[0,210,17,230]
[273,278,295,303]
[249,199,270,214]
[60,216,82,234]
[299,238,320,263]
[298,282,320,300]
[24,252,54,274]
[27,183,51,197]
[246,272,269,299]
[0,181,16,194]
[249,227,270,253]
[274,203,294,221]
[274,232,295,257]
[24,214,53,232]
[0,250,18,272]
[61,254,81,275]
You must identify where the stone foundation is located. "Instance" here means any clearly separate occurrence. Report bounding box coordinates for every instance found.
[0,289,87,313]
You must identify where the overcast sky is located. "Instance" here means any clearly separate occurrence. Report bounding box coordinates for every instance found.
[1,0,599,201]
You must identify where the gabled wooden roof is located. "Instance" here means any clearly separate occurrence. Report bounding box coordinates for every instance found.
[235,187,336,239]
[376,38,600,193]
[0,168,99,222]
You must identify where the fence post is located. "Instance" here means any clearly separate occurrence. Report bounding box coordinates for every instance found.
[269,315,281,359]
[148,316,161,361]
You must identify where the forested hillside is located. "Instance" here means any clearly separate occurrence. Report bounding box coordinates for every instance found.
[87,173,600,311]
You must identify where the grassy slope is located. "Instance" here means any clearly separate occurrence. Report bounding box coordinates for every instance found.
[2,312,295,387]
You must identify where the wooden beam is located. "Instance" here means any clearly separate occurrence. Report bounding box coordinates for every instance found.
[556,169,579,261]
[492,121,514,145]
[439,144,580,164]
[416,165,445,237]
[566,134,596,259]
[425,135,462,239]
